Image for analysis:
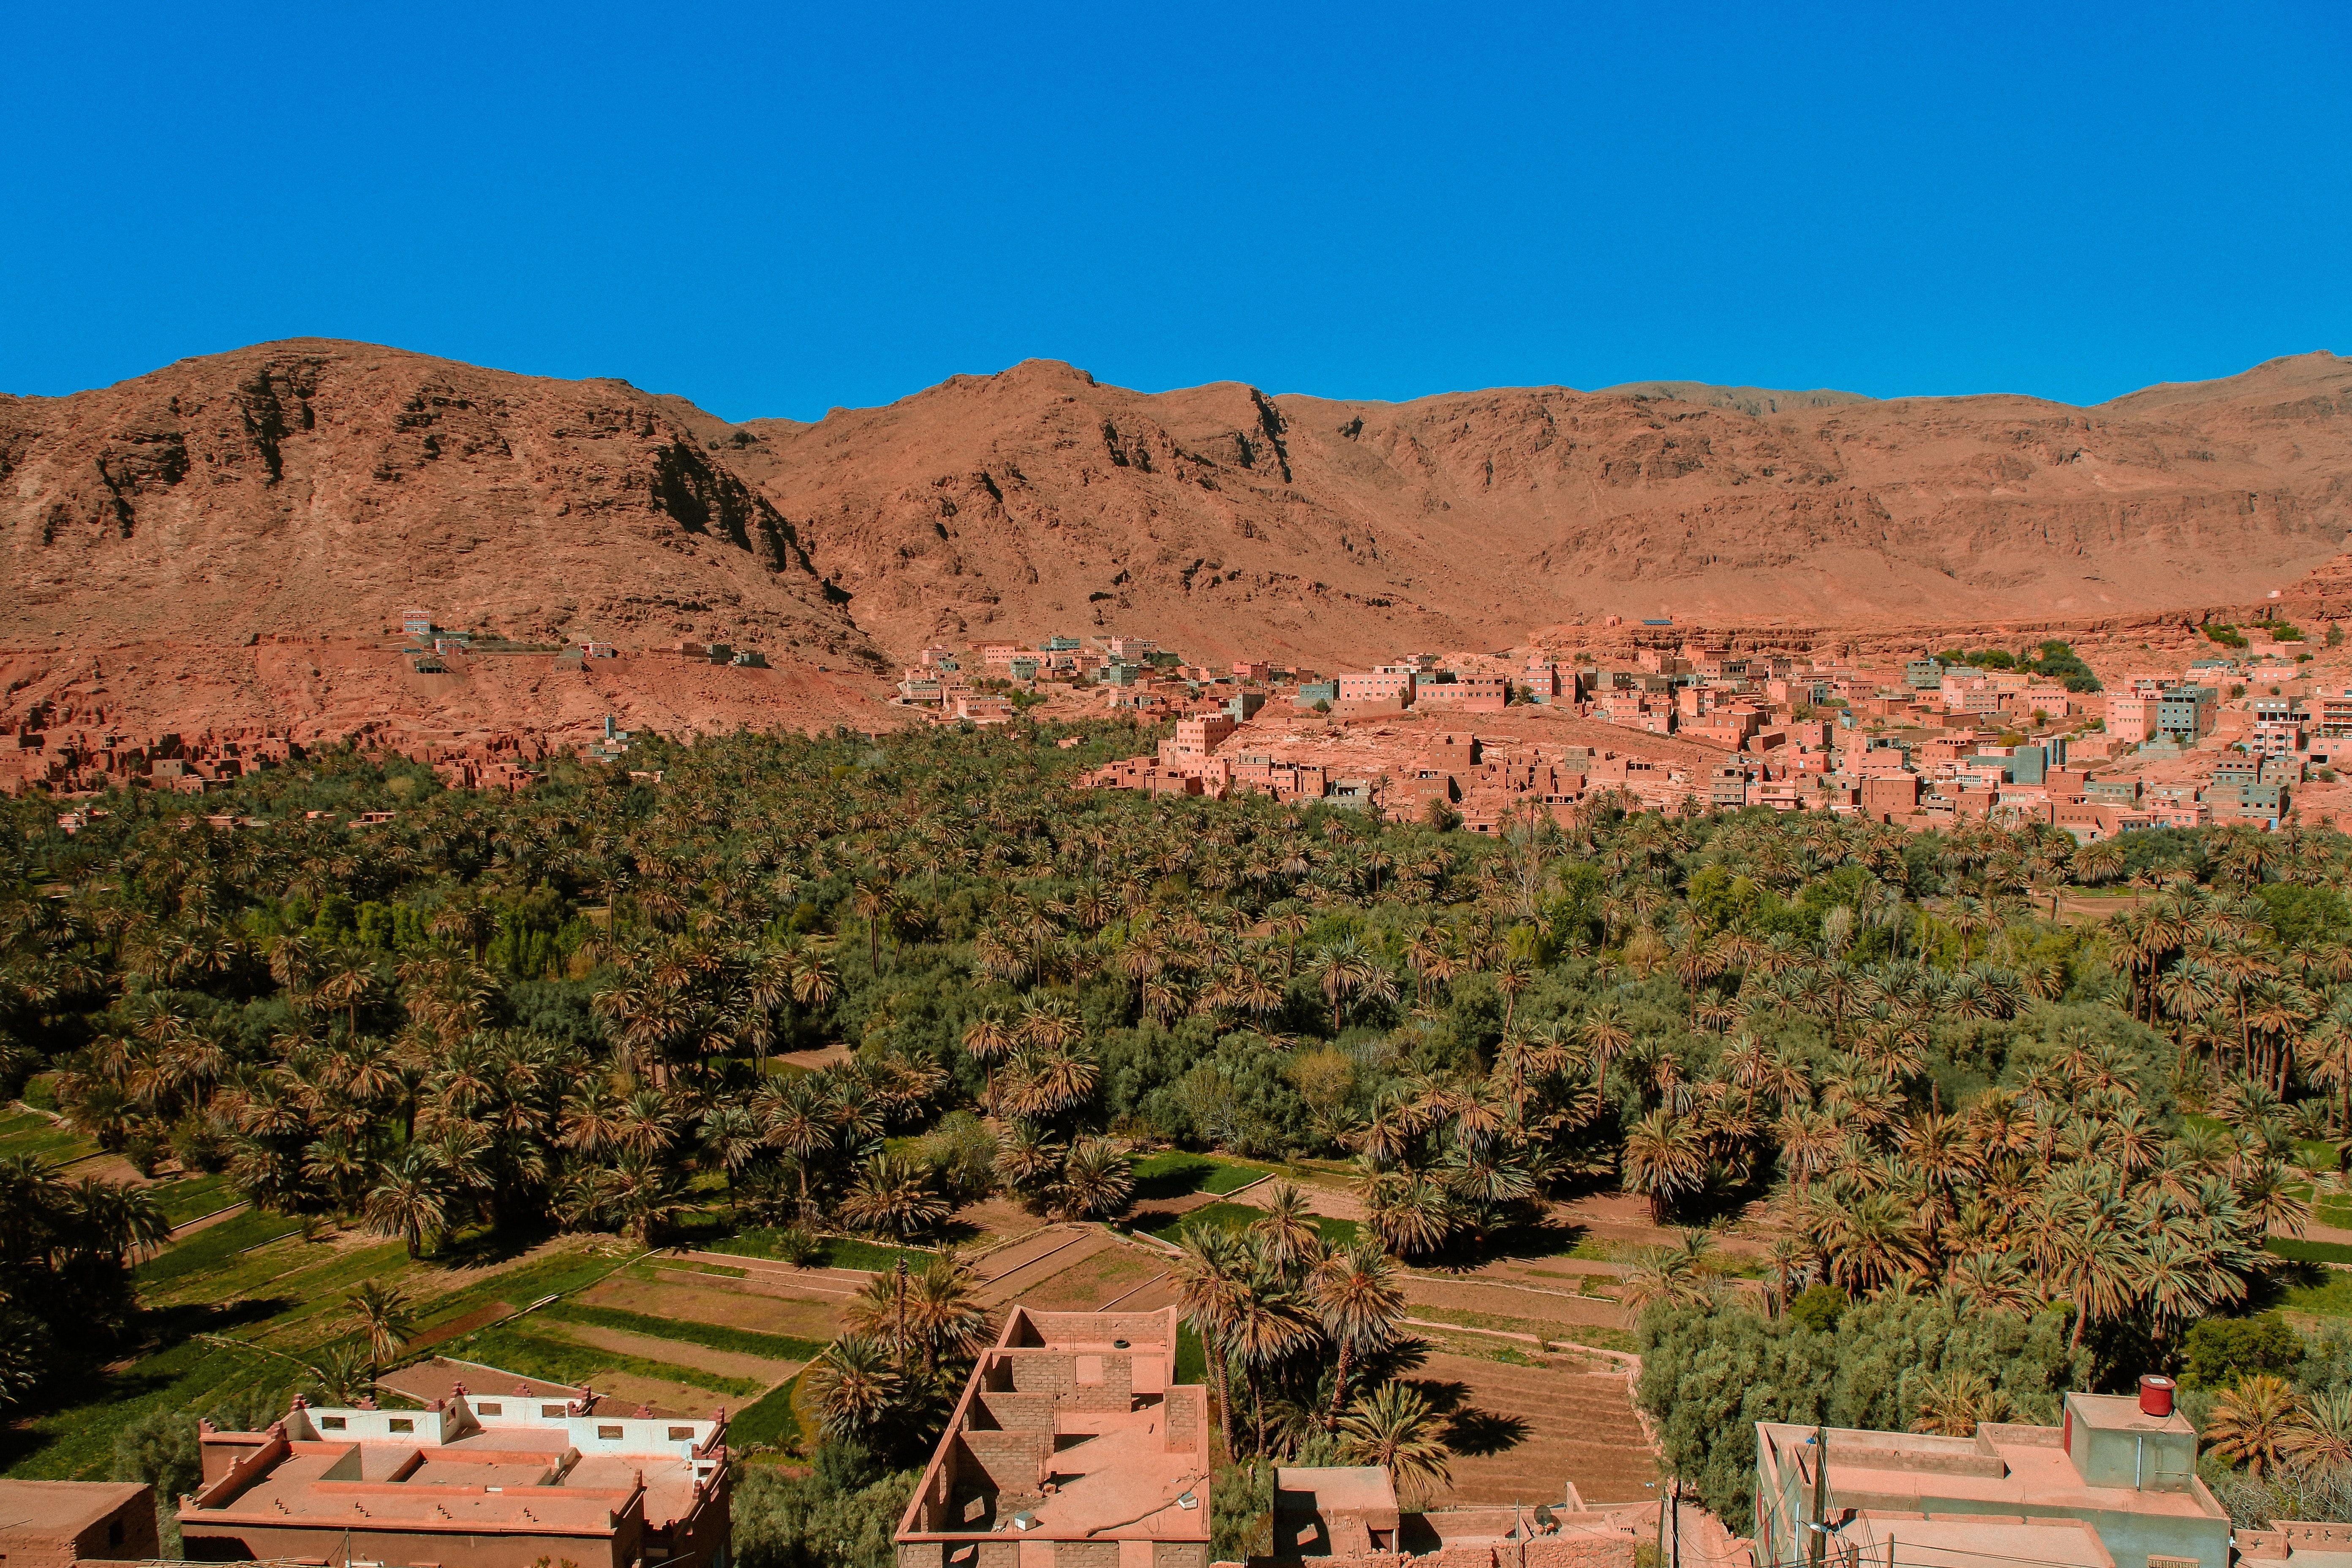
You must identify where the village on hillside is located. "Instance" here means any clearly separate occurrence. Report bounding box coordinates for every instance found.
[8,611,2350,843]
[887,619,2351,838]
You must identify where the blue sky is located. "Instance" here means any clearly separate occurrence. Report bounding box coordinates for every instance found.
[3,2,2346,419]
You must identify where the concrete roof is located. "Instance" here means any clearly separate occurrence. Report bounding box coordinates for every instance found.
[1277,1467,1398,1517]
[2067,1392,2196,1439]
[0,1480,150,1535]
[1018,1405,1206,1540]
[899,1306,1208,1547]
[190,1420,715,1541]
[198,1444,637,1535]
[1851,1515,2116,1568]
[1758,1424,2224,1524]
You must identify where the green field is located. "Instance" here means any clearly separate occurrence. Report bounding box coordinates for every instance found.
[728,1371,809,1448]
[5,1214,739,1481]
[2269,1236,2352,1267]
[433,1321,765,1398]
[2282,1270,2352,1318]
[1131,1152,1269,1201]
[1139,1200,1265,1238]
[539,1301,825,1362]
[705,1228,936,1272]
[0,1109,100,1165]
[152,1173,238,1225]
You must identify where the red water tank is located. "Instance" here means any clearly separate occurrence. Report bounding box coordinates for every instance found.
[2139,1374,2177,1417]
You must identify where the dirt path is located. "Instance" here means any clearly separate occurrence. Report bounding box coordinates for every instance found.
[2293,1218,2352,1248]
[166,1200,252,1238]
[1553,1193,1769,1259]
[574,1371,738,1422]
[770,1045,854,1071]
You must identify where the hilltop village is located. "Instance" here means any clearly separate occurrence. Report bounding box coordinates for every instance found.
[892,621,2352,838]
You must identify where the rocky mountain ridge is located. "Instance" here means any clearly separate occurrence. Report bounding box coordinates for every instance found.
[4,340,2349,741]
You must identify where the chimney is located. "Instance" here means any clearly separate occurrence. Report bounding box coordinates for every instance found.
[2138,1375,2176,1417]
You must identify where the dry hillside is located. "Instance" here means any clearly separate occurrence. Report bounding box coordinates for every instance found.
[3,339,2348,738]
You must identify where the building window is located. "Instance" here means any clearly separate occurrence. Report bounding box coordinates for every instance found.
[669,1426,695,1441]
[477,1402,502,1416]
[321,1417,346,1431]
[542,1405,569,1418]
[599,1425,624,1440]
[389,1418,414,1434]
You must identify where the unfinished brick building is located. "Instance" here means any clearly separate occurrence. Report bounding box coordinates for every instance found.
[894,1306,1211,1568]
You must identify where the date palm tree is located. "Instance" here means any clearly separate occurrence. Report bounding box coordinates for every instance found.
[1338,1380,1455,1503]
[839,1153,949,1241]
[1250,1181,1323,1273]
[1307,1239,1407,1429]
[2208,1374,2303,1478]
[1054,1136,1134,1220]
[344,1280,416,1373]
[1909,1367,2010,1437]
[1620,1108,1707,1223]
[362,1147,449,1258]
[1170,1226,1251,1458]
[806,1335,902,1441]
[2283,1388,2352,1472]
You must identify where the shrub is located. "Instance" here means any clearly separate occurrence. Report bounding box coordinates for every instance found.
[2182,1315,2303,1389]
[1786,1284,1846,1333]
[734,1446,917,1568]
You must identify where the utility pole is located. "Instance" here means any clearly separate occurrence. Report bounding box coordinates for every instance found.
[1671,1477,1682,1568]
[1809,1427,1829,1568]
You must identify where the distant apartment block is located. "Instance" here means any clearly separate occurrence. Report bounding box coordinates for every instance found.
[956,694,1015,724]
[2105,693,2159,743]
[1413,674,1508,712]
[2158,686,2219,743]
[1337,670,1416,705]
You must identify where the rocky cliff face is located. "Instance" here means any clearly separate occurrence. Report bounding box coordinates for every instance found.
[3,340,2348,743]
[0,340,871,662]
[737,352,2352,662]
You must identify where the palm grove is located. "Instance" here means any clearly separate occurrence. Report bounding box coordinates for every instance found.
[0,721,2346,1549]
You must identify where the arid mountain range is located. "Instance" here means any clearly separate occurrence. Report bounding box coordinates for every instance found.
[3,339,2349,740]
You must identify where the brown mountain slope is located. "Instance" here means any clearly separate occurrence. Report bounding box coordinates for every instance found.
[741,351,2352,663]
[4,342,2349,747]
[0,340,893,739]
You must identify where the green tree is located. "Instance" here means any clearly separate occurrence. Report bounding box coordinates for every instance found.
[2183,1315,2304,1390]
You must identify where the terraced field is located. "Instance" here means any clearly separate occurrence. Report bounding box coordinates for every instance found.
[1407,1350,1659,1507]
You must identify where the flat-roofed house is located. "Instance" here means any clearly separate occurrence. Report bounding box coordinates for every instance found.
[178,1390,730,1568]
[894,1306,1210,1568]
[0,1479,160,1568]
[1755,1389,2226,1568]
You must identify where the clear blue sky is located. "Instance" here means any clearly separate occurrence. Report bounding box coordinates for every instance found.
[3,3,2347,420]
